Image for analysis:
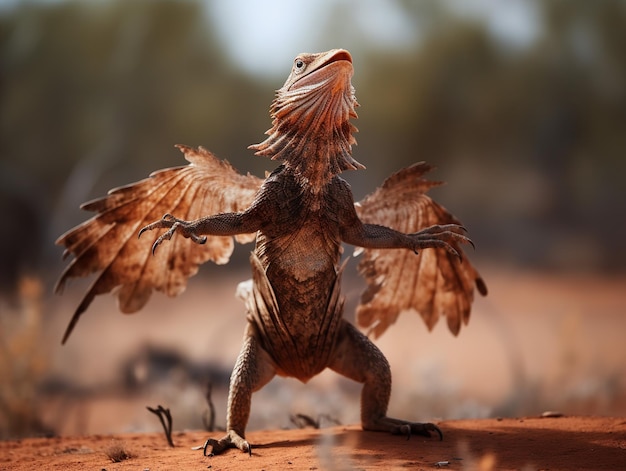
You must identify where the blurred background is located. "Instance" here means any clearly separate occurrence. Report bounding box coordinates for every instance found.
[1,0,625,439]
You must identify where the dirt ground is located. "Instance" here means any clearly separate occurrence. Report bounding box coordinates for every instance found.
[2,416,625,470]
[2,267,626,469]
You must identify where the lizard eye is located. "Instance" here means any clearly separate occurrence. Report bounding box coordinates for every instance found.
[294,58,306,74]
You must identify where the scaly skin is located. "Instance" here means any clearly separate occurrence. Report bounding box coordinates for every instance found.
[139,49,468,454]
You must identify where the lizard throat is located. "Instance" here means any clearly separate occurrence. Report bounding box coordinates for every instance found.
[249,72,364,186]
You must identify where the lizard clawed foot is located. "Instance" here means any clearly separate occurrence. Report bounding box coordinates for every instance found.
[409,223,474,260]
[200,430,252,456]
[138,213,207,254]
[394,422,443,441]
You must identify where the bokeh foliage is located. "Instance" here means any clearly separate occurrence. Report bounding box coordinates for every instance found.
[1,0,625,293]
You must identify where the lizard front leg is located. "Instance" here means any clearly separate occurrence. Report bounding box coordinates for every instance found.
[139,214,208,254]
[203,322,276,455]
[329,321,442,440]
[343,222,472,259]
[139,211,259,254]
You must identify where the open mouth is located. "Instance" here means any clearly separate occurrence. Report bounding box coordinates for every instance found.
[318,49,352,70]
[320,49,352,68]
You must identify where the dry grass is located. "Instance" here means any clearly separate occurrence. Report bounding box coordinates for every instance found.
[104,440,134,462]
[0,276,51,438]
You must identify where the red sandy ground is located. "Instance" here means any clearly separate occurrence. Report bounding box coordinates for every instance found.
[3,269,626,470]
[2,416,625,470]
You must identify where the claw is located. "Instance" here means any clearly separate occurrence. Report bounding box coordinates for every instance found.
[425,422,443,441]
[444,244,461,260]
[139,214,176,239]
[138,221,160,239]
[410,422,443,440]
[191,234,208,244]
[202,438,215,456]
[140,213,207,255]
[411,239,460,259]
[151,228,175,255]
[391,421,443,441]
[400,424,411,440]
[409,223,474,261]
[200,432,251,456]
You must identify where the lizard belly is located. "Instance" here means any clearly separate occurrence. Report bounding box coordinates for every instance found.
[249,229,344,381]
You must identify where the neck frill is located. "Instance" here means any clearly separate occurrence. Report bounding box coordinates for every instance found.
[249,76,364,188]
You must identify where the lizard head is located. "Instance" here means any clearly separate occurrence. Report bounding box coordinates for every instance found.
[282,49,354,92]
[249,49,363,185]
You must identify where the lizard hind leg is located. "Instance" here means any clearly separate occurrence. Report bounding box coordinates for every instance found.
[329,321,442,441]
[203,322,277,456]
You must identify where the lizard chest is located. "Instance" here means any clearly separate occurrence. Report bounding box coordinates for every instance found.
[245,182,348,379]
[245,249,345,382]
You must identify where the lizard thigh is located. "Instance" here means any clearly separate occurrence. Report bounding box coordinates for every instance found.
[328,321,391,426]
[226,322,277,435]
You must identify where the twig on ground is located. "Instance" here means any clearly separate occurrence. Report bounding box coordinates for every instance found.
[147,405,174,447]
[202,381,216,432]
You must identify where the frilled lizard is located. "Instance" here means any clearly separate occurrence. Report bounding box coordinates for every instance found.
[56,49,487,455]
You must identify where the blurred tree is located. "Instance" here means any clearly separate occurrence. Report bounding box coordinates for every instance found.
[1,0,625,292]
[349,0,626,270]
[0,0,271,287]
